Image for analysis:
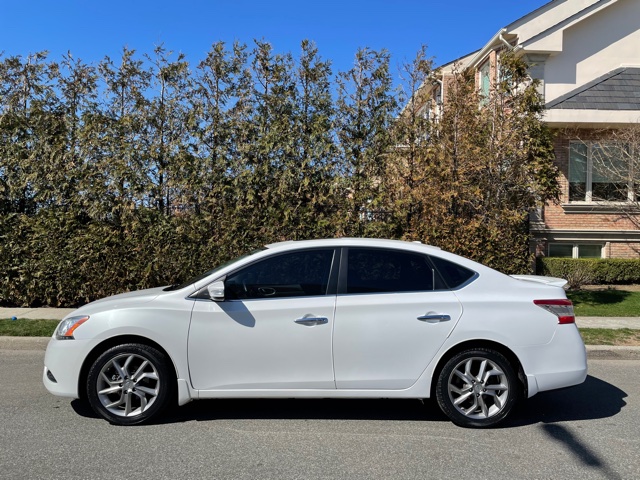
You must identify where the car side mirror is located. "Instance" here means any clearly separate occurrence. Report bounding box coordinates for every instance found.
[207,281,225,302]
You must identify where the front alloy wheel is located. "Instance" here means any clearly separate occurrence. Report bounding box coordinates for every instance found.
[87,343,173,425]
[436,348,519,428]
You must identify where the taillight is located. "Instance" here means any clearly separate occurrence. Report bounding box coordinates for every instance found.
[533,299,575,324]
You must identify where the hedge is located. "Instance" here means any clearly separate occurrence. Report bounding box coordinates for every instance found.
[537,257,640,287]
[0,49,561,306]
[0,211,238,308]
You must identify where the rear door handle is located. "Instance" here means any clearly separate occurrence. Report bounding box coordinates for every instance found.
[417,314,451,322]
[295,316,329,326]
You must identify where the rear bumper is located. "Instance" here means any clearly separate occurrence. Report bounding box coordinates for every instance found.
[517,324,588,398]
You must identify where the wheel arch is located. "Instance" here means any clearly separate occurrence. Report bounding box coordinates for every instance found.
[429,339,527,399]
[77,335,179,401]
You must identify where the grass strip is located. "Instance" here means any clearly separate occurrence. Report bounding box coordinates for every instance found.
[579,328,640,346]
[567,290,640,317]
[0,319,58,337]
[1,319,639,347]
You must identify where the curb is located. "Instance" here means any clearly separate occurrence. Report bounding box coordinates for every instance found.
[585,345,640,360]
[2,336,640,360]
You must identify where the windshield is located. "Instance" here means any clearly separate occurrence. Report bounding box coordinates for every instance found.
[163,248,266,291]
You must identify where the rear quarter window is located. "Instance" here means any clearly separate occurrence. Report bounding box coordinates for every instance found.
[429,255,476,289]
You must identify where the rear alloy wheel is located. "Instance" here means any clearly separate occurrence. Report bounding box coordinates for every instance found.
[436,348,519,428]
[87,343,173,425]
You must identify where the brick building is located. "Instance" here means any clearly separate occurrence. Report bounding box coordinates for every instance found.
[428,0,640,259]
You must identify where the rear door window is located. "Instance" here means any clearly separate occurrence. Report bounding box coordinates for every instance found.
[346,248,434,294]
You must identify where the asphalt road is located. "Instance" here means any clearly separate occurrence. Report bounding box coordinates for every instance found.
[1,349,638,480]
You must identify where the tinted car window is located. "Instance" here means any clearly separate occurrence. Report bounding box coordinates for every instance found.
[346,248,434,294]
[429,255,476,289]
[226,249,334,300]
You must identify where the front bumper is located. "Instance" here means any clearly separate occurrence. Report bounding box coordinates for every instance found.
[43,337,92,399]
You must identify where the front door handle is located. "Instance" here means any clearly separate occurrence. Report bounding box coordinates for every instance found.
[417,313,451,322]
[295,316,329,326]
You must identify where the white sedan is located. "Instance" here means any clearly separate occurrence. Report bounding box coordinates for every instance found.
[43,238,587,428]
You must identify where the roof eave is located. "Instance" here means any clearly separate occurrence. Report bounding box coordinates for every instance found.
[466,29,509,69]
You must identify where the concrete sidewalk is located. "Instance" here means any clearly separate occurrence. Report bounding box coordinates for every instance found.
[2,307,639,329]
[1,307,75,320]
[576,317,640,329]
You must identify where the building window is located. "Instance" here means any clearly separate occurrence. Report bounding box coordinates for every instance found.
[479,61,490,104]
[569,142,635,202]
[548,243,603,258]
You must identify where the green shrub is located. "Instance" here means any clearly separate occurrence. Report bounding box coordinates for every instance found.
[538,257,640,287]
[590,259,640,284]
[0,211,244,308]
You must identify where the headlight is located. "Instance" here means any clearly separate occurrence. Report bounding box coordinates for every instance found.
[55,316,89,340]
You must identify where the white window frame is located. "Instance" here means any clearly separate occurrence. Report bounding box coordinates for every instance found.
[569,141,636,203]
[548,243,604,259]
[479,60,491,104]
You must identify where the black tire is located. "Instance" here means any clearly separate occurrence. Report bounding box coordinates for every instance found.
[86,343,174,425]
[436,348,519,428]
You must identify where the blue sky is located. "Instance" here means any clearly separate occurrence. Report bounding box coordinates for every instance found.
[2,0,548,79]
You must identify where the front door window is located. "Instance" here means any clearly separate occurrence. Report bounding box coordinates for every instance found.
[225,249,334,299]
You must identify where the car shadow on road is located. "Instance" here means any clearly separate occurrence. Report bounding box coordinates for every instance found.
[161,397,449,424]
[70,399,100,419]
[71,374,626,427]
[503,374,627,427]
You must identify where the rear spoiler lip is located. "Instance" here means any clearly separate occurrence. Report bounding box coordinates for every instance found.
[510,275,568,288]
